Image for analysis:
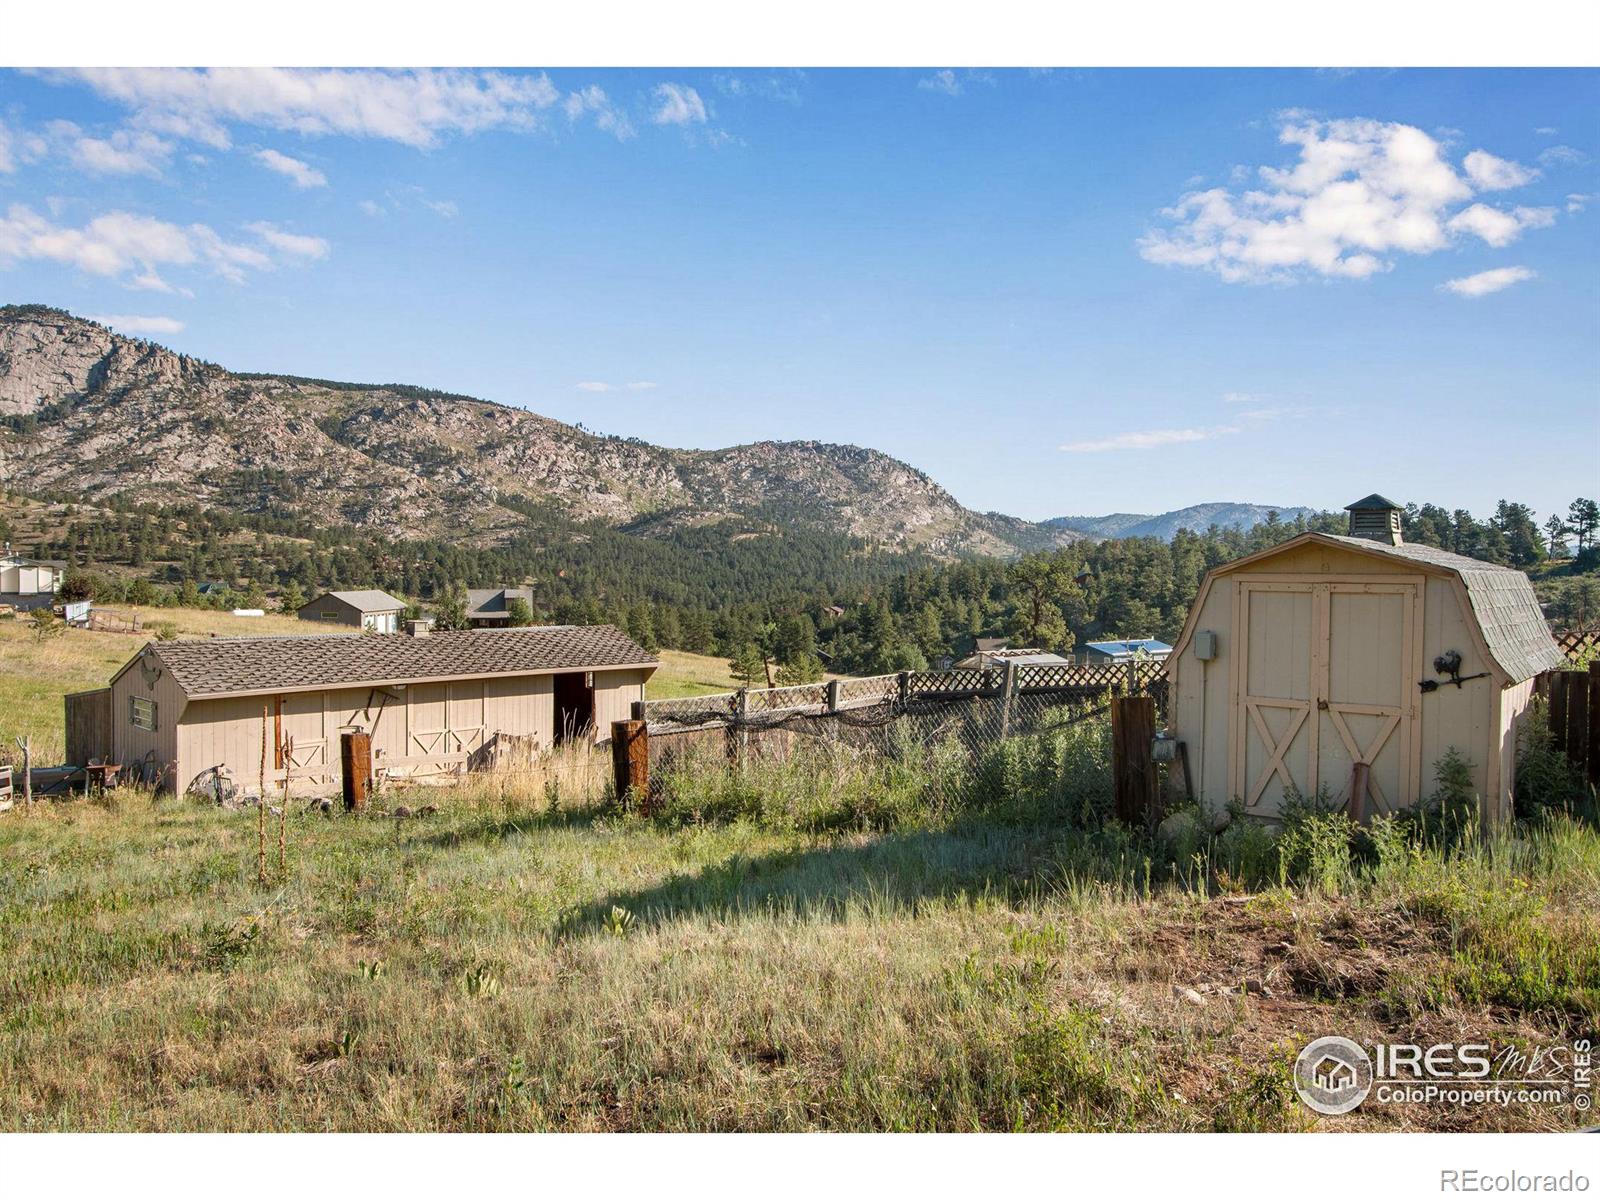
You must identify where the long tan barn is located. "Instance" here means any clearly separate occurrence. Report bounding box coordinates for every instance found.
[99,624,657,797]
[1167,496,1564,824]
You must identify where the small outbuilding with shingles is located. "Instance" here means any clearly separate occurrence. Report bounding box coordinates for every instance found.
[465,587,536,627]
[297,589,408,633]
[1166,496,1564,825]
[101,624,657,796]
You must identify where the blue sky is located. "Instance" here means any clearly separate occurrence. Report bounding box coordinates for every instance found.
[1,67,1595,522]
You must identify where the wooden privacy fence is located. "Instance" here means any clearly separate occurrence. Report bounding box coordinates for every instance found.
[1538,661,1600,786]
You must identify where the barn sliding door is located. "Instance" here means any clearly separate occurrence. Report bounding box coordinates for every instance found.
[1232,579,1422,816]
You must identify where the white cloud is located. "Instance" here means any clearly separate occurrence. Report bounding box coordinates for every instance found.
[1568,193,1595,214]
[1534,126,1558,137]
[650,84,707,126]
[1462,149,1537,190]
[358,199,384,217]
[626,381,658,391]
[918,70,963,97]
[244,221,329,261]
[421,198,458,219]
[51,67,563,149]
[1221,391,1262,404]
[1440,266,1536,297]
[0,204,325,287]
[563,85,635,140]
[576,381,612,392]
[87,313,185,335]
[1538,144,1587,168]
[70,128,171,176]
[1446,202,1556,248]
[1060,426,1239,453]
[253,147,326,188]
[1140,116,1558,283]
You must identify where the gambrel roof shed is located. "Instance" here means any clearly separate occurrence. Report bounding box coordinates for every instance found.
[1166,528,1563,825]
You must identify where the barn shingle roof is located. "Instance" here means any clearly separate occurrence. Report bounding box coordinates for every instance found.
[137,625,657,699]
[1319,535,1564,683]
[309,590,408,613]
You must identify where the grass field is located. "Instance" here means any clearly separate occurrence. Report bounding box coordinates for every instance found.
[0,608,741,762]
[0,730,1594,1132]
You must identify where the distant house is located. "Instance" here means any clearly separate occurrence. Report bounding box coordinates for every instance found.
[955,646,1072,669]
[196,582,230,598]
[1081,638,1173,665]
[297,590,407,634]
[0,548,66,613]
[91,623,658,795]
[465,587,535,628]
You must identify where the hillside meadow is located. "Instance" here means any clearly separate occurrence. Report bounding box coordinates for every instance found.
[0,714,1595,1133]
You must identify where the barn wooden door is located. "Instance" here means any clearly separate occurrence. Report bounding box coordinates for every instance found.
[1317,583,1420,816]
[1233,583,1317,814]
[1232,578,1422,816]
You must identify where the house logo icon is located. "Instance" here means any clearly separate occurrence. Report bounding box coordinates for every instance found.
[1294,1036,1373,1115]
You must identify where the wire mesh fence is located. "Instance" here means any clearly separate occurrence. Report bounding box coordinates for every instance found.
[640,662,1168,809]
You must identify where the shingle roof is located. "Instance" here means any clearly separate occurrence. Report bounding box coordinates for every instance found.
[466,587,533,618]
[138,625,657,699]
[1345,493,1402,511]
[1319,535,1564,683]
[313,589,408,612]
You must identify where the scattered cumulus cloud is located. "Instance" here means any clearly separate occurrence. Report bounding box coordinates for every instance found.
[358,199,384,217]
[1567,193,1595,214]
[576,381,612,393]
[918,70,964,97]
[253,147,326,188]
[626,381,657,391]
[244,221,329,261]
[1534,126,1558,137]
[651,84,707,126]
[563,86,635,140]
[0,203,326,288]
[1140,115,1561,283]
[1445,202,1556,248]
[87,313,185,335]
[1440,265,1536,297]
[1537,144,1587,168]
[1061,397,1300,453]
[48,67,565,149]
[1462,149,1538,190]
[69,128,171,176]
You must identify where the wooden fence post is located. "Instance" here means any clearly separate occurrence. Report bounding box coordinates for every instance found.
[1568,669,1591,782]
[1551,672,1569,754]
[611,719,649,812]
[1000,660,1018,739]
[1111,695,1157,828]
[897,671,910,705]
[1589,662,1600,787]
[826,679,841,713]
[341,730,371,812]
[20,736,32,812]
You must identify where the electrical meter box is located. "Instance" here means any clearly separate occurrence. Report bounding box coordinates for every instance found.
[1193,630,1218,661]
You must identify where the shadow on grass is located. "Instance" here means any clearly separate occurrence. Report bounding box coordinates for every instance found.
[558,812,1129,936]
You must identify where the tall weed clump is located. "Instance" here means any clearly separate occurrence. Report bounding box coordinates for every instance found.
[1514,697,1595,824]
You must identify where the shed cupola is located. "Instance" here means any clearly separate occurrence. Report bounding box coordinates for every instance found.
[1344,493,1404,545]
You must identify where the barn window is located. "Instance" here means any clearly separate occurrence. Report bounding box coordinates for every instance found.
[130,696,157,731]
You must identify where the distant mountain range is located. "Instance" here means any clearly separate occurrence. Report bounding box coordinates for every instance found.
[1047,502,1321,542]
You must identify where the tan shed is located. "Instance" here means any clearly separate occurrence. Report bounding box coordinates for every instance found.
[1167,496,1564,824]
[104,624,657,797]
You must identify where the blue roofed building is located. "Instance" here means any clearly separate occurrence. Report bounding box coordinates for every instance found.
[1081,638,1173,665]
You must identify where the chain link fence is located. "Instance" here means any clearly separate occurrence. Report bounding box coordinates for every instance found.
[639,662,1168,810]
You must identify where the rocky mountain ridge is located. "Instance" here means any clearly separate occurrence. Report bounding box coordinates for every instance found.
[0,306,1075,557]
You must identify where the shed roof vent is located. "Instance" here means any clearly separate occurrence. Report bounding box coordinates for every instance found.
[1345,493,1404,545]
